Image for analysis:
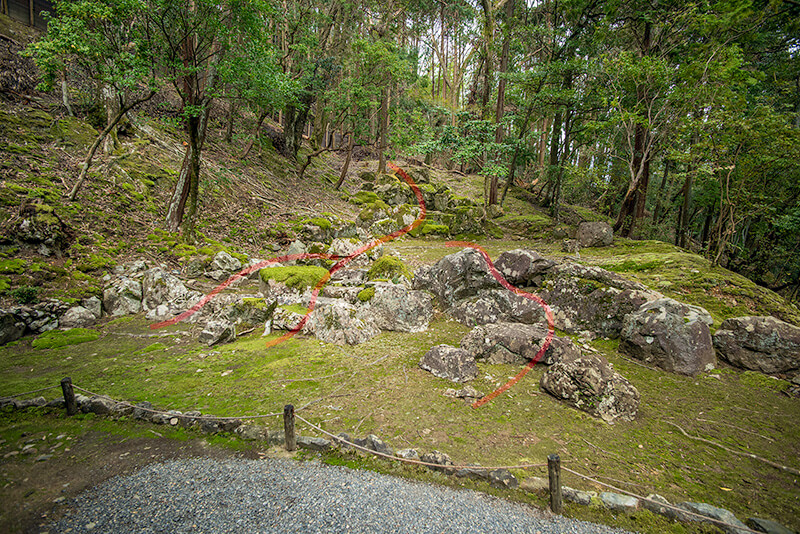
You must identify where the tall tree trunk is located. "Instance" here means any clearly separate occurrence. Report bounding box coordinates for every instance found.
[61,69,73,117]
[377,86,389,174]
[651,159,670,225]
[542,110,562,206]
[102,84,119,154]
[677,173,693,248]
[613,122,650,237]
[335,133,355,189]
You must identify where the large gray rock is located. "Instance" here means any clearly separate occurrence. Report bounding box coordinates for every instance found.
[199,319,235,346]
[141,268,201,313]
[460,322,580,366]
[540,352,640,423]
[412,248,500,307]
[538,263,661,337]
[677,502,749,534]
[600,492,639,512]
[306,299,380,345]
[223,297,277,330]
[102,278,143,316]
[449,289,546,327]
[420,345,478,383]
[576,221,613,247]
[0,309,26,345]
[714,316,800,375]
[621,298,715,376]
[367,284,433,333]
[59,306,97,329]
[494,249,556,287]
[210,251,243,274]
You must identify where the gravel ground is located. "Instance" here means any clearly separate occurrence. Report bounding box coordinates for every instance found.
[49,457,633,534]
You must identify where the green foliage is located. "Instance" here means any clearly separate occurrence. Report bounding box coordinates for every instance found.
[9,286,39,304]
[32,328,99,349]
[76,254,116,273]
[259,266,329,290]
[367,256,411,281]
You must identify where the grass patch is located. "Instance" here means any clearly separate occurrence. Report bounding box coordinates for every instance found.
[31,328,100,349]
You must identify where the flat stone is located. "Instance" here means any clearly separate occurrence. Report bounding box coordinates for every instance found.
[746,518,795,534]
[677,502,749,534]
[297,436,331,452]
[520,476,549,494]
[600,492,639,512]
[488,469,519,489]
[563,487,596,506]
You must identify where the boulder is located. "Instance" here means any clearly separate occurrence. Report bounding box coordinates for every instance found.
[367,284,433,333]
[141,268,201,313]
[540,352,640,423]
[297,436,331,452]
[494,249,556,286]
[102,278,143,316]
[489,469,519,489]
[199,319,235,346]
[330,268,368,286]
[0,309,26,345]
[600,492,639,512]
[419,345,478,383]
[113,260,148,277]
[305,299,380,345]
[210,251,243,274]
[59,306,96,329]
[448,289,546,327]
[576,221,613,247]
[82,296,102,318]
[223,297,277,330]
[419,450,455,474]
[538,263,661,337]
[677,502,749,534]
[82,396,116,415]
[353,434,393,456]
[745,518,795,534]
[412,248,500,307]
[620,298,715,376]
[713,316,800,374]
[461,322,581,366]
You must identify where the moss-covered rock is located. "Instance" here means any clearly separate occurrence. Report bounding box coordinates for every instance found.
[357,287,375,302]
[367,255,412,281]
[259,265,329,290]
[51,117,98,148]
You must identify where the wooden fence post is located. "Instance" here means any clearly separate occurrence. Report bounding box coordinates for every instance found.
[548,453,562,514]
[284,404,296,452]
[61,377,77,416]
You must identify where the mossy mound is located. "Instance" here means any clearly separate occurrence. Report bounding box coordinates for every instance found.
[367,255,411,281]
[357,287,375,302]
[32,328,100,349]
[259,265,330,290]
[351,191,380,205]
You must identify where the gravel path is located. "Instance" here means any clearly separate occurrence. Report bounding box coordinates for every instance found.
[50,457,633,534]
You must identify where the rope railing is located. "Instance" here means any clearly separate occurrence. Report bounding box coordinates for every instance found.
[561,466,763,534]
[71,385,282,421]
[3,380,790,534]
[295,413,548,472]
[0,385,61,399]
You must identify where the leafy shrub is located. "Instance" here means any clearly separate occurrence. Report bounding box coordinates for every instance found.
[10,285,39,304]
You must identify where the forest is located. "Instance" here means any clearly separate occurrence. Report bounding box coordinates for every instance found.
[20,0,800,302]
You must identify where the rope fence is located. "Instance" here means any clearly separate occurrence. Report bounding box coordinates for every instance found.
[1,379,788,534]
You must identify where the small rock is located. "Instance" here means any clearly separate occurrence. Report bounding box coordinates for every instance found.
[520,477,549,494]
[419,345,478,383]
[746,517,795,534]
[677,502,750,534]
[488,469,519,489]
[420,450,455,475]
[35,454,53,462]
[600,492,639,512]
[563,487,596,506]
[297,436,331,452]
[395,449,420,460]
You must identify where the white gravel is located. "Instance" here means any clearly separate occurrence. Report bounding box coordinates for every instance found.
[50,457,633,533]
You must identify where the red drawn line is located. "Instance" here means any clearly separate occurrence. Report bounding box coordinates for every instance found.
[151,163,427,349]
[444,241,555,409]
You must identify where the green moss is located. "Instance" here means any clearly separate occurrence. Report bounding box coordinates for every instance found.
[608,259,663,273]
[141,342,168,353]
[242,297,274,311]
[0,259,26,274]
[351,191,380,205]
[120,182,145,201]
[31,328,100,349]
[231,252,248,264]
[739,371,790,392]
[76,254,116,273]
[358,200,390,222]
[367,255,412,281]
[357,287,375,302]
[51,116,98,148]
[301,217,332,230]
[279,303,310,315]
[0,277,9,293]
[259,265,329,290]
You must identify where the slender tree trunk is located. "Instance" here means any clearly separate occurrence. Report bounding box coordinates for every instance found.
[68,91,155,201]
[542,110,562,205]
[651,159,669,225]
[335,133,354,190]
[377,86,389,174]
[241,110,268,159]
[61,69,73,117]
[102,84,119,154]
[678,173,693,248]
[225,99,236,143]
